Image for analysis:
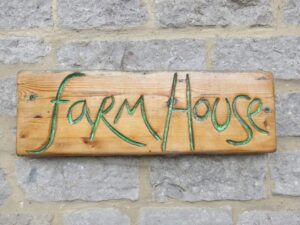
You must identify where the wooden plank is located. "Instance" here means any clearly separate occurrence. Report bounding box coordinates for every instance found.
[17,71,276,156]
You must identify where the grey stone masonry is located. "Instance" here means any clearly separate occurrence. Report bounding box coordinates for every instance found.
[238,211,300,225]
[150,155,266,202]
[139,207,233,225]
[283,0,300,25]
[0,76,16,116]
[57,39,205,70]
[0,214,53,225]
[64,208,130,225]
[214,37,300,79]
[58,0,147,30]
[0,37,50,64]
[0,117,16,154]
[276,93,300,136]
[0,169,10,206]
[0,0,52,29]
[154,0,272,27]
[16,158,139,201]
[269,150,300,196]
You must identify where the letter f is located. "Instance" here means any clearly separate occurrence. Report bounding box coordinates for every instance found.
[27,72,85,154]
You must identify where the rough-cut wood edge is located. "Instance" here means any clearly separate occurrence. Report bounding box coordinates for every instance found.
[16,70,277,157]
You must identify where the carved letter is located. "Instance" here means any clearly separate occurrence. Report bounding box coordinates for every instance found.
[89,96,146,147]
[27,72,85,154]
[114,95,161,141]
[226,95,253,146]
[161,73,194,152]
[211,97,232,132]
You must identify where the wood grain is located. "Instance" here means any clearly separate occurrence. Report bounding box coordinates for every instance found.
[17,71,276,156]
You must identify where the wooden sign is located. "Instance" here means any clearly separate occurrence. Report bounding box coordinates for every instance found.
[17,71,276,156]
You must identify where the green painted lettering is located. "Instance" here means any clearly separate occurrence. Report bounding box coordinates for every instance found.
[161,73,195,152]
[248,98,269,134]
[226,95,253,146]
[193,97,210,121]
[212,97,232,132]
[27,72,85,154]
[67,100,94,126]
[90,96,146,147]
[27,72,272,154]
[114,95,161,141]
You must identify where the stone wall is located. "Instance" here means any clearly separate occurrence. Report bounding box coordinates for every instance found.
[0,0,300,224]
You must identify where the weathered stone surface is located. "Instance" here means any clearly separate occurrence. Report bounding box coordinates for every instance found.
[283,0,300,25]
[64,208,130,225]
[123,40,205,70]
[0,169,10,205]
[0,76,16,116]
[269,151,300,196]
[0,117,16,154]
[0,214,53,225]
[155,0,272,27]
[0,38,50,64]
[57,39,205,70]
[238,211,300,225]
[58,0,147,29]
[16,158,138,201]
[276,93,300,136]
[58,41,125,70]
[139,207,232,225]
[150,155,266,201]
[0,0,52,29]
[214,37,300,79]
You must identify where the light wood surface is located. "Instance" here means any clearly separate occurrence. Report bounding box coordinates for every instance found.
[17,71,276,156]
